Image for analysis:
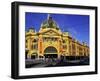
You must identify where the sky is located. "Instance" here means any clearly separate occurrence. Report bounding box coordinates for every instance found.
[25,12,89,46]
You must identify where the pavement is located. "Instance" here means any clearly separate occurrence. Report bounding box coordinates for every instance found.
[25,57,89,68]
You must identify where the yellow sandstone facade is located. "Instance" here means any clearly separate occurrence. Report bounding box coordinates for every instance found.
[25,15,89,59]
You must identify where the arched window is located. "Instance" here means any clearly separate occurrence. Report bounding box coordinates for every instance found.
[33,39,37,42]
[63,40,66,43]
[26,40,27,43]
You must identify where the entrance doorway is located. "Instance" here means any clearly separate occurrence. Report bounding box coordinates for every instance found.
[44,46,58,58]
[31,53,37,59]
[25,50,28,59]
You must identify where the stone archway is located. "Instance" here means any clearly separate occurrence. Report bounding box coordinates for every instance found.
[44,46,58,58]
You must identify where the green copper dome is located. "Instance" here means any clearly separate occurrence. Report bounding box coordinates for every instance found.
[41,14,60,30]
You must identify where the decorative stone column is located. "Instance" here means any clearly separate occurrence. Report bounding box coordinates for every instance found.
[38,35,43,59]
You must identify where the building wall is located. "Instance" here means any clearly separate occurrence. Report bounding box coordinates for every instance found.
[25,28,89,59]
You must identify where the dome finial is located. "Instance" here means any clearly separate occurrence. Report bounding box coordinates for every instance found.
[47,14,50,20]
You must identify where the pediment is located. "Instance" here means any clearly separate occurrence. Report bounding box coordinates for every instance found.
[42,29,61,36]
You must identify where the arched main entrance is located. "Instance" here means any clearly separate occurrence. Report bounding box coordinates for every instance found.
[44,46,58,58]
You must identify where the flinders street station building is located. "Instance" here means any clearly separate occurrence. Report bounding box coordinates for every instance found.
[25,15,89,60]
